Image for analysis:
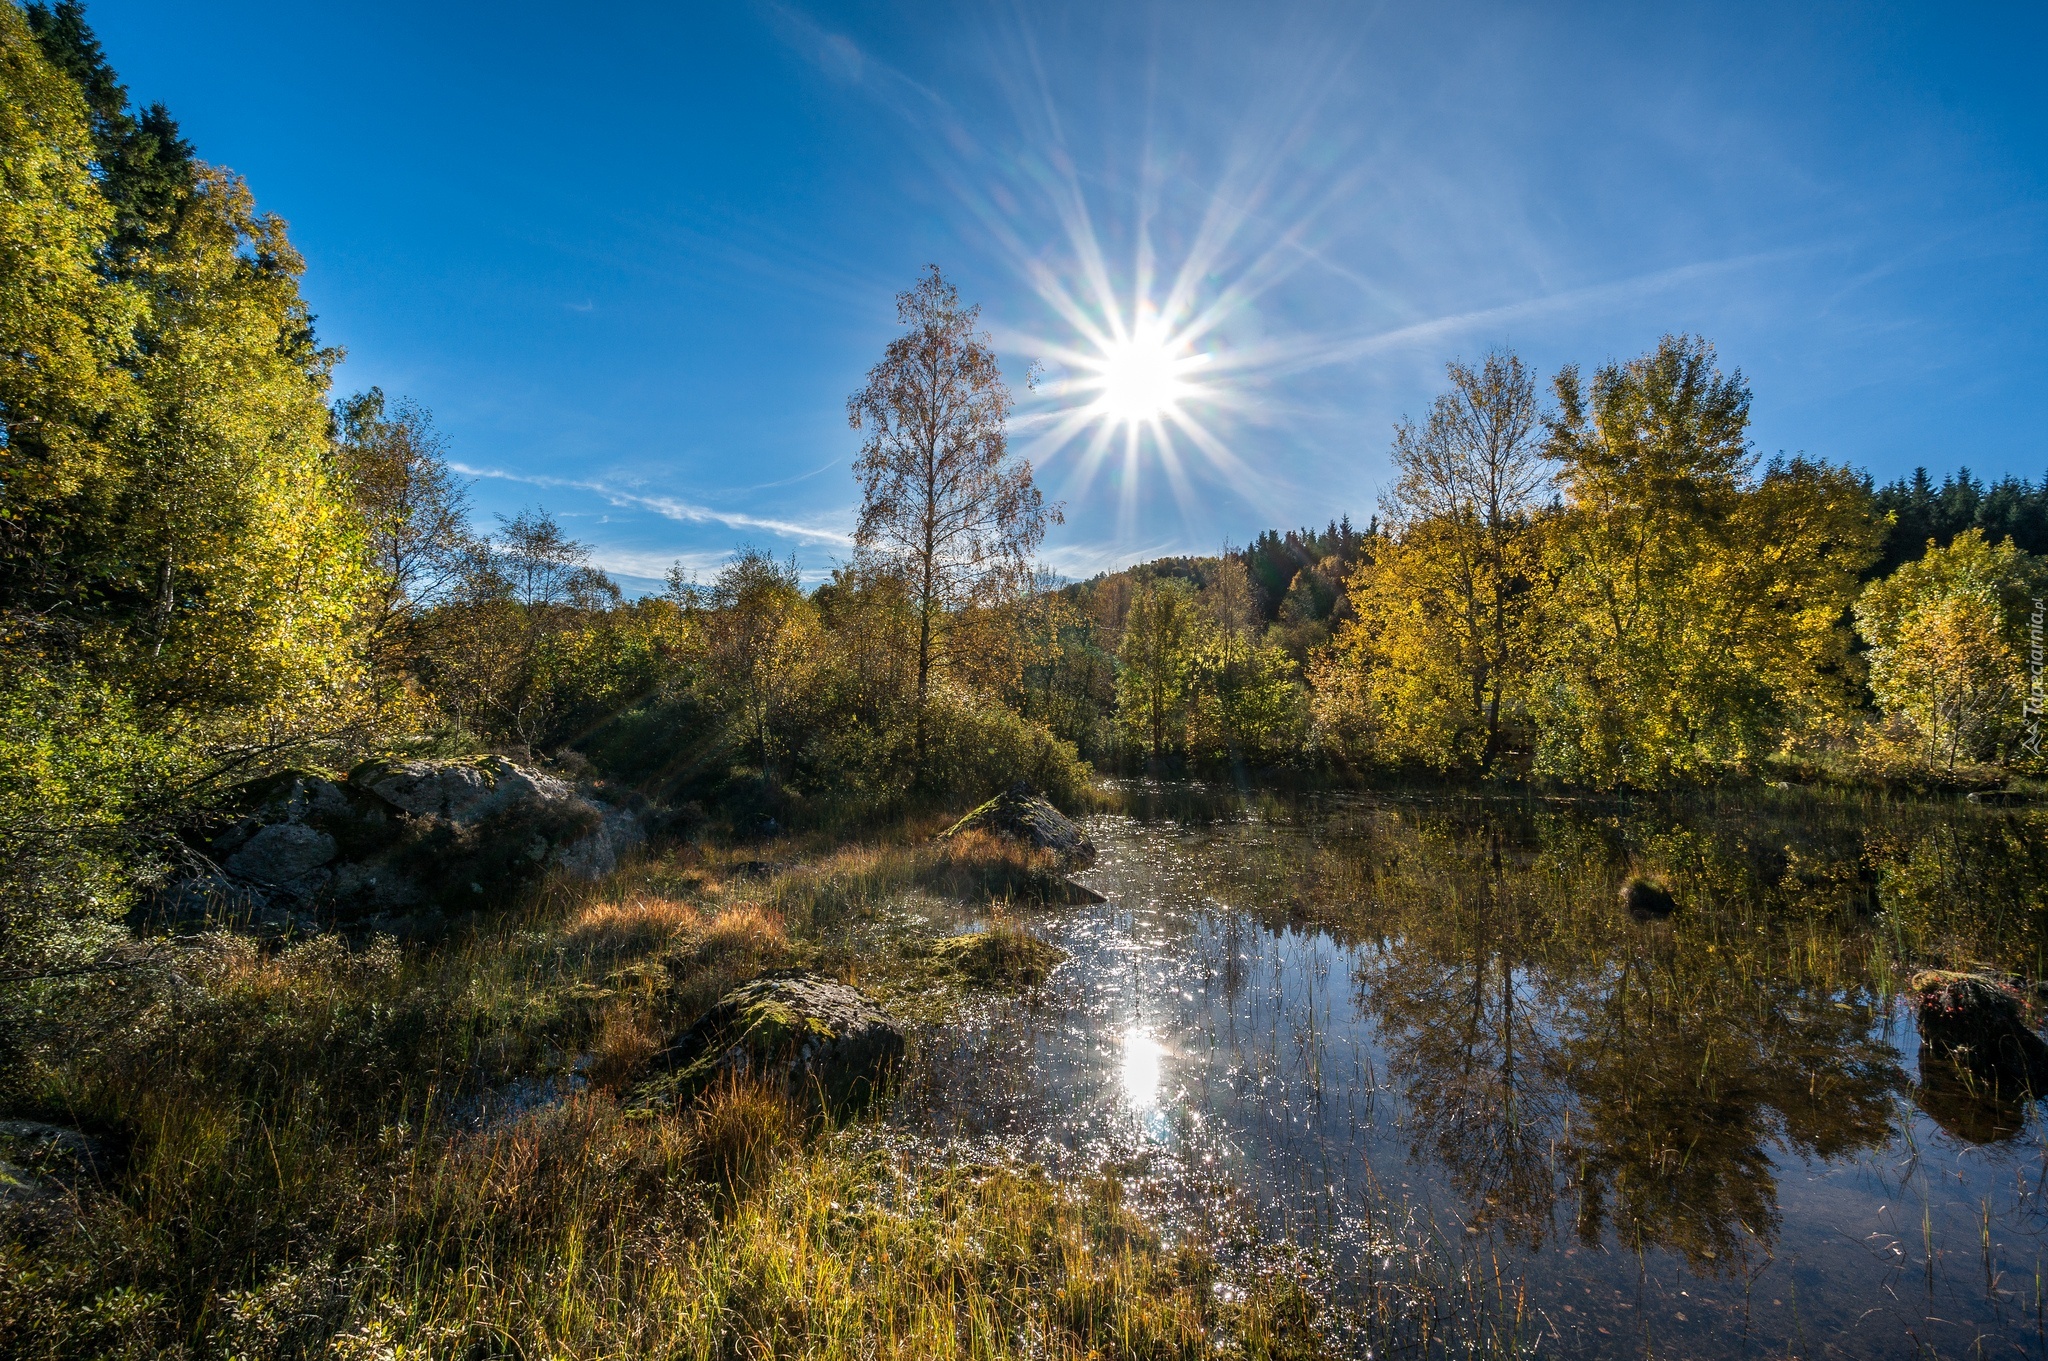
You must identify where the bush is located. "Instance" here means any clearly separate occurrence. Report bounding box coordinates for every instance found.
[918,689,1093,810]
[0,670,179,994]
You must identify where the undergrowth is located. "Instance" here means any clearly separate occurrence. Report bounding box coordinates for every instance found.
[0,827,1328,1359]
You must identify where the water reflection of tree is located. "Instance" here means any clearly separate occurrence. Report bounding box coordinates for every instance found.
[1343,805,1904,1272]
[1354,824,1571,1249]
[1549,943,1898,1269]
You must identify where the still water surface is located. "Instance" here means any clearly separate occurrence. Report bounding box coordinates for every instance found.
[899,786,2048,1358]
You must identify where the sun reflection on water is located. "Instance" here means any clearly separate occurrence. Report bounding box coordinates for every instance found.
[1119,1026,1164,1110]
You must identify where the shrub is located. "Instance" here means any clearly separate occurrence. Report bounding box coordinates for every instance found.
[918,689,1093,809]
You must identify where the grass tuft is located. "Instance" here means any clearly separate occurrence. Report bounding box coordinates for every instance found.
[932,922,1066,988]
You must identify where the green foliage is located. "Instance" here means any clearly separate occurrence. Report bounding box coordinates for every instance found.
[0,4,142,603]
[23,1,194,257]
[2,2,367,764]
[690,548,818,779]
[1871,464,2048,576]
[0,3,372,997]
[107,165,363,742]
[1186,632,1305,767]
[1115,576,1197,760]
[0,666,174,986]
[1855,529,2045,771]
[1534,337,1879,786]
[915,686,1093,809]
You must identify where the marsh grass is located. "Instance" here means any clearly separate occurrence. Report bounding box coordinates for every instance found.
[0,828,1335,1359]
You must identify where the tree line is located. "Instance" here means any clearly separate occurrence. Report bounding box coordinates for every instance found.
[1031,345,2043,789]
[3,2,2043,991]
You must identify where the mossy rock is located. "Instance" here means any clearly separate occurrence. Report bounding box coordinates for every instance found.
[152,757,643,934]
[942,781,1096,871]
[1910,970,2048,1139]
[932,928,1066,988]
[637,971,905,1113]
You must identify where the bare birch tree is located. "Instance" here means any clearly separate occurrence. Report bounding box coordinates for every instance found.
[847,266,1058,772]
[1363,350,1550,769]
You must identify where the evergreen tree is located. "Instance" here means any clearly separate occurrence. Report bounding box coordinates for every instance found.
[1870,466,2048,574]
[25,1,195,257]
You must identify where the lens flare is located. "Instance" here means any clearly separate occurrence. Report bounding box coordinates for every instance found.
[995,179,1296,533]
[1086,321,1202,426]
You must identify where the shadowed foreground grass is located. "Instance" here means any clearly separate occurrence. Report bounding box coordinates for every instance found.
[0,829,1325,1359]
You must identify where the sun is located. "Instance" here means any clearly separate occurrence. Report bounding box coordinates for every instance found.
[1086,325,1201,426]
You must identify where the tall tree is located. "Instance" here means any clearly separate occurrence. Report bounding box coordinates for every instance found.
[0,7,362,994]
[1536,335,1879,785]
[0,3,139,635]
[2,3,365,758]
[847,265,1057,774]
[334,387,480,711]
[24,0,194,258]
[1324,352,1549,772]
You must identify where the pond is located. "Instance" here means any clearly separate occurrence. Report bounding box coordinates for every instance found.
[896,785,2048,1359]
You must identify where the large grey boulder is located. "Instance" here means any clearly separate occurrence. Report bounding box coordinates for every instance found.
[638,971,905,1113]
[224,823,339,889]
[352,756,575,826]
[941,782,1096,872]
[153,758,645,933]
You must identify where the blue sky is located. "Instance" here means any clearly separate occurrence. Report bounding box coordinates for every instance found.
[84,1,2047,591]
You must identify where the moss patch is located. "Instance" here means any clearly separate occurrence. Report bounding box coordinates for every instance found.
[931,925,1066,989]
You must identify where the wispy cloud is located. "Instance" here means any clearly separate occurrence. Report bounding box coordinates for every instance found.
[1036,537,1197,582]
[450,462,854,547]
[585,548,721,584]
[1261,249,1814,376]
[761,2,957,131]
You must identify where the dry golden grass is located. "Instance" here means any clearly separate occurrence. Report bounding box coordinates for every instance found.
[0,827,1339,1360]
[585,1002,666,1092]
[693,903,787,963]
[561,894,698,960]
[686,1075,800,1200]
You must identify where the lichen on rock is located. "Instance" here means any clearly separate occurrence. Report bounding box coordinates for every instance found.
[637,970,905,1113]
[941,781,1096,872]
[149,757,646,935]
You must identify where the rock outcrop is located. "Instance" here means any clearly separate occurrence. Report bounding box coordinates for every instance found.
[941,782,1097,872]
[637,971,905,1113]
[1910,970,2048,1143]
[152,757,644,934]
[0,1121,108,1214]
